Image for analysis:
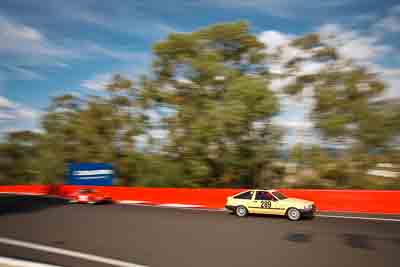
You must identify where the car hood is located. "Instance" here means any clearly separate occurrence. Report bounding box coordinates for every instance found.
[279,198,314,206]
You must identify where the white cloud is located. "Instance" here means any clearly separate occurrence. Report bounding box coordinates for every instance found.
[0,15,74,81]
[273,119,313,130]
[0,15,70,58]
[0,15,150,81]
[6,66,45,81]
[81,73,113,91]
[0,95,41,134]
[86,43,147,61]
[354,63,400,99]
[270,77,295,92]
[0,96,16,109]
[15,107,39,119]
[208,0,347,17]
[272,85,316,146]
[297,61,325,76]
[80,61,149,92]
[319,24,392,62]
[0,113,15,120]
[0,96,39,120]
[0,17,43,42]
[376,67,400,98]
[260,33,314,76]
[273,111,317,146]
[316,24,400,98]
[382,68,400,77]
[374,16,400,33]
[259,30,315,78]
[259,30,324,79]
[385,77,400,98]
[259,31,292,53]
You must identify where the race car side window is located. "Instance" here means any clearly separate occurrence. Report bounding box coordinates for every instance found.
[234,191,254,200]
[255,191,274,201]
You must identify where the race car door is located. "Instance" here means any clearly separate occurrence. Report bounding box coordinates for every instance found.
[249,191,282,215]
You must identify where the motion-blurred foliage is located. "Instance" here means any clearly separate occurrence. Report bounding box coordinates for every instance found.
[0,22,399,188]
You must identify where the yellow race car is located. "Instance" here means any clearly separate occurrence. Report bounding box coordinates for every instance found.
[225,189,315,221]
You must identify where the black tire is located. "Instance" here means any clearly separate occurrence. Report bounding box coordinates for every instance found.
[235,205,248,217]
[287,208,301,221]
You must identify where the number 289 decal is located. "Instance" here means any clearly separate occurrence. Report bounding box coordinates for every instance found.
[261,200,271,209]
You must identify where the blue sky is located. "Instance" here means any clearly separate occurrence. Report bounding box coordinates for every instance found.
[0,0,399,144]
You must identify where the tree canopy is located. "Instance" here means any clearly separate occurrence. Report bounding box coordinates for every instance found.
[1,21,399,189]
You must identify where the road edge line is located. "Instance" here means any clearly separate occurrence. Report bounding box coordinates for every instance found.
[316,214,400,222]
[0,256,63,267]
[0,237,147,267]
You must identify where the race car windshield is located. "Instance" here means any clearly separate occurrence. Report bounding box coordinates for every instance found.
[272,191,288,200]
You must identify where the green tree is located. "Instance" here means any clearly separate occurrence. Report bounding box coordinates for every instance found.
[0,131,41,184]
[269,32,400,187]
[279,33,397,152]
[141,21,281,187]
[290,143,306,166]
[38,75,147,184]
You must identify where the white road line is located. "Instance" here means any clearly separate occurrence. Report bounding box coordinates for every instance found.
[0,237,148,267]
[316,214,400,222]
[0,256,63,267]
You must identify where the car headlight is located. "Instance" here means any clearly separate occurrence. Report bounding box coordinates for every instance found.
[304,204,313,210]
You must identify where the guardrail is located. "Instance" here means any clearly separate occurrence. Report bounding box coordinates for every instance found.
[1,185,400,214]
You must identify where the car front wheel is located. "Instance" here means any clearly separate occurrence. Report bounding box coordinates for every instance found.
[235,206,248,217]
[287,208,301,221]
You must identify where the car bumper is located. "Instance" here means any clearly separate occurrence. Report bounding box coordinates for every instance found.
[300,205,316,217]
[96,198,113,203]
[225,205,236,212]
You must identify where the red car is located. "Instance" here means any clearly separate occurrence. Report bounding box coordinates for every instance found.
[69,188,112,204]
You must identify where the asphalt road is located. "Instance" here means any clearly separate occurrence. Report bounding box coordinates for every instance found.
[0,194,399,267]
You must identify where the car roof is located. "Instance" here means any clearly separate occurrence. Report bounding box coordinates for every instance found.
[234,189,277,195]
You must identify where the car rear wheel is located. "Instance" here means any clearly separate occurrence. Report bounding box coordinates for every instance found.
[287,208,301,221]
[235,206,248,217]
